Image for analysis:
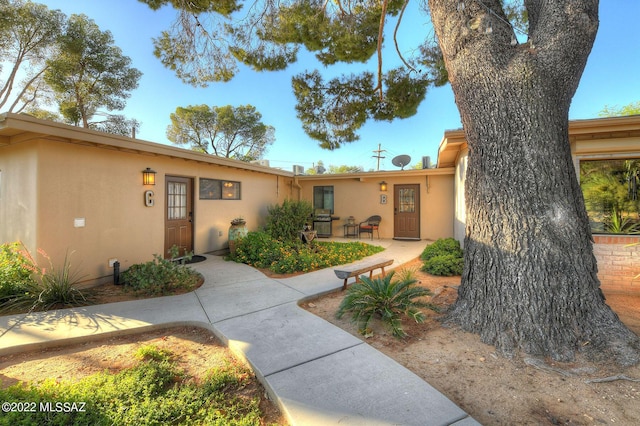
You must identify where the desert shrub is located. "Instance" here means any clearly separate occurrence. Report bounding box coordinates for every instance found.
[0,241,37,300]
[121,253,200,296]
[265,199,313,241]
[0,346,263,425]
[420,237,463,261]
[231,233,384,274]
[230,231,285,268]
[422,254,464,276]
[336,271,435,338]
[420,238,464,276]
[135,344,174,362]
[0,248,87,313]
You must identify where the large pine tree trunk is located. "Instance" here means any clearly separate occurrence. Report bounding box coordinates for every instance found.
[428,0,639,365]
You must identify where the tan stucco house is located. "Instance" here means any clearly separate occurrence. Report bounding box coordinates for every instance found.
[2,113,640,293]
[0,113,454,286]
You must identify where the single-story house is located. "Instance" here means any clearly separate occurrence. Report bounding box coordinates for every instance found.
[2,112,639,293]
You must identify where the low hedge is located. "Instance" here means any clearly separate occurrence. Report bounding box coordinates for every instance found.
[420,238,464,276]
[230,231,384,274]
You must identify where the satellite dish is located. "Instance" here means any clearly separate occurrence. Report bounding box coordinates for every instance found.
[392,155,412,170]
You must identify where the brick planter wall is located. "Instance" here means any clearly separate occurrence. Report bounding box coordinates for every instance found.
[593,235,640,294]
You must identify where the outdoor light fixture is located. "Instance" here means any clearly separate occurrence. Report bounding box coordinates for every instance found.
[142,167,156,185]
[379,181,388,191]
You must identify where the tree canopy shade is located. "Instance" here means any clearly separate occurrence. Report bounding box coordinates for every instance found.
[139,0,437,149]
[144,0,640,365]
[0,0,64,113]
[166,104,275,161]
[44,14,142,128]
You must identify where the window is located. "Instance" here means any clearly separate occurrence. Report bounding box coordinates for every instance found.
[398,188,416,213]
[580,158,640,234]
[168,181,188,219]
[199,178,241,200]
[313,186,334,213]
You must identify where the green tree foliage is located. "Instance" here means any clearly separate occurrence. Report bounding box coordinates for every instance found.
[599,101,640,117]
[141,0,435,148]
[305,161,363,174]
[292,68,430,149]
[44,14,142,128]
[167,104,274,160]
[0,0,65,113]
[329,164,364,174]
[92,114,141,137]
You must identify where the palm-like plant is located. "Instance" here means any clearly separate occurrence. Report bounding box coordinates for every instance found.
[336,270,435,338]
[0,249,87,314]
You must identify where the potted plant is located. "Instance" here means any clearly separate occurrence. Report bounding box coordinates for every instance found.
[230,217,246,226]
[229,217,248,254]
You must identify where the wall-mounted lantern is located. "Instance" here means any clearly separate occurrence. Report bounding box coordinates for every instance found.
[142,167,156,185]
[379,181,388,192]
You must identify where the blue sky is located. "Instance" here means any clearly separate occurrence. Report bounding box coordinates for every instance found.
[36,1,640,172]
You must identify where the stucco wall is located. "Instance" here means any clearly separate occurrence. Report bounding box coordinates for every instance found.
[297,171,454,241]
[0,141,38,251]
[5,137,294,285]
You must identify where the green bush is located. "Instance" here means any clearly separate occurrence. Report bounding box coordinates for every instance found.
[420,237,463,261]
[419,238,464,276]
[121,250,200,296]
[231,232,385,274]
[0,241,37,300]
[336,271,435,338]
[421,254,464,276]
[229,231,284,269]
[0,247,88,314]
[135,344,174,362]
[265,199,313,241]
[0,346,264,425]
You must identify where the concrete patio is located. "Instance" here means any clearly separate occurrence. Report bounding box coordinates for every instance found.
[0,239,479,425]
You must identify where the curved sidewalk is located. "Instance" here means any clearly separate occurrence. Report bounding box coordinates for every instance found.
[0,239,479,425]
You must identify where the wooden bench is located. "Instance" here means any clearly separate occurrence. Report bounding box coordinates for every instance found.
[334,258,394,290]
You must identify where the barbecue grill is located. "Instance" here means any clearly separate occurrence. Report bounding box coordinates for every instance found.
[312,209,339,237]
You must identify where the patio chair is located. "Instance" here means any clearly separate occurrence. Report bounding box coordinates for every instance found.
[359,215,381,239]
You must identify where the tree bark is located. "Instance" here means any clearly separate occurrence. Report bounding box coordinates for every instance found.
[428,0,639,365]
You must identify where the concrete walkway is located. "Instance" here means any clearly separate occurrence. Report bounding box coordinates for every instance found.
[0,239,479,425]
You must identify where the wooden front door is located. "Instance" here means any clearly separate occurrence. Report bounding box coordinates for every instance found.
[165,176,193,258]
[394,184,421,240]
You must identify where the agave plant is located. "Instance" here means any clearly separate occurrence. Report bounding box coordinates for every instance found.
[606,208,640,234]
[0,249,87,314]
[336,270,436,338]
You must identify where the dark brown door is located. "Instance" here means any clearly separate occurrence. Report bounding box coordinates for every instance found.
[394,184,421,240]
[165,176,193,258]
